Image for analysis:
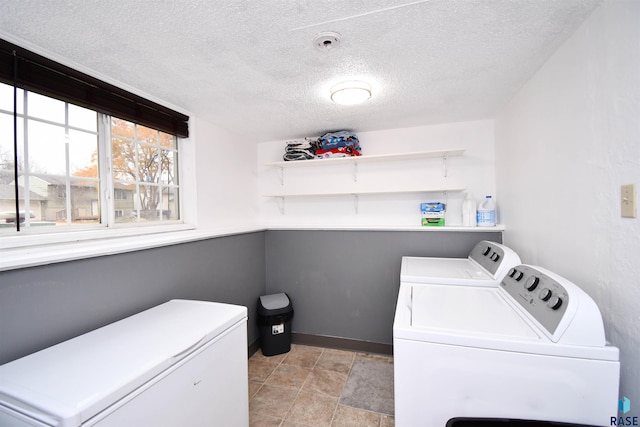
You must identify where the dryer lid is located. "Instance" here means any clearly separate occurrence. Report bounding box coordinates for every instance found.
[401,257,494,284]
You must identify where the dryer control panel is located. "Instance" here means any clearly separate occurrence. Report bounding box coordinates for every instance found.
[500,265,569,337]
[469,241,520,279]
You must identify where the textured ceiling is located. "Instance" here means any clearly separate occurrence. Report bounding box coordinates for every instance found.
[0,0,601,141]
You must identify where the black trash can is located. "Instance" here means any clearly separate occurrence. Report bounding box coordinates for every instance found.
[257,293,294,356]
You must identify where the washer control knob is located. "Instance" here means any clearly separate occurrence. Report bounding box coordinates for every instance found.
[548,296,563,310]
[514,271,524,281]
[524,276,540,291]
[491,253,500,262]
[508,268,517,277]
[483,247,492,256]
[539,288,552,301]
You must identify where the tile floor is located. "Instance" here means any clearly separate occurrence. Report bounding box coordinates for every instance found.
[248,344,395,427]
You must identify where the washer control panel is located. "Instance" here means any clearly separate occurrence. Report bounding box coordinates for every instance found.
[500,265,569,335]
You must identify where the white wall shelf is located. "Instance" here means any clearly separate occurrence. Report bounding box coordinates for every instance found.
[262,148,467,215]
[264,188,466,214]
[266,148,465,184]
[262,187,466,198]
[264,148,465,169]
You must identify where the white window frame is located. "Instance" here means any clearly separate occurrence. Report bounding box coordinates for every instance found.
[0,88,196,251]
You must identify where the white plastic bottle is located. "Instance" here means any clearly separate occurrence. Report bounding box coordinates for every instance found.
[462,193,477,227]
[476,195,496,227]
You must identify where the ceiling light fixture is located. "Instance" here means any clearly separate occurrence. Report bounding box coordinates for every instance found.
[330,81,372,105]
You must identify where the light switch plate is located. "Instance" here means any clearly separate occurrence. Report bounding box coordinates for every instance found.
[621,184,637,218]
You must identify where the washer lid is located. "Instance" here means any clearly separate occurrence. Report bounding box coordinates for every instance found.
[411,285,540,340]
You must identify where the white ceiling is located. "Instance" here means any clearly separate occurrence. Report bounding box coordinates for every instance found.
[0,0,601,141]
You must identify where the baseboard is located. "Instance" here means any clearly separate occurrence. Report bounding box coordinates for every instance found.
[248,334,393,358]
[292,333,393,356]
[248,339,261,358]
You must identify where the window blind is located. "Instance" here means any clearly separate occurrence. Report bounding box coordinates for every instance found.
[0,39,189,138]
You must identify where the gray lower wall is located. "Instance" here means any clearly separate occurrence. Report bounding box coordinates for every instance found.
[0,229,502,365]
[265,230,502,346]
[0,232,266,365]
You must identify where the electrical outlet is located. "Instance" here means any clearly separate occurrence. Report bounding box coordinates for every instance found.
[621,184,637,218]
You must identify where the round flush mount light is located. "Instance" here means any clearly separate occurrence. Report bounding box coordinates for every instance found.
[330,80,372,105]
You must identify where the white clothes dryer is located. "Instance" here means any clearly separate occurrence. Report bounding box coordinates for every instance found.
[393,263,620,427]
[401,240,521,287]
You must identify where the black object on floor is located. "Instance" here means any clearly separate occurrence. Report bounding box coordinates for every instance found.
[257,293,294,356]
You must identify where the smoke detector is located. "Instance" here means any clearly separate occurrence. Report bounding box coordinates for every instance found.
[313,31,342,51]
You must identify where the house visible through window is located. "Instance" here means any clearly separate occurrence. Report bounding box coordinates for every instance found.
[0,82,181,233]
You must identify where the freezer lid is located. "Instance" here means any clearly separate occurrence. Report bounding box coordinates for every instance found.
[0,300,247,426]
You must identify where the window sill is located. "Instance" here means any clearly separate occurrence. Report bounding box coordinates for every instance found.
[0,225,266,272]
[0,224,505,272]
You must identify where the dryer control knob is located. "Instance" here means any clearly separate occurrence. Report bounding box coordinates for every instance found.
[514,271,524,281]
[524,276,540,291]
[483,247,492,256]
[548,296,563,310]
[539,288,552,301]
[508,268,517,277]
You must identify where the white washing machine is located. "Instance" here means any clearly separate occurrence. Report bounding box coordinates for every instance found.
[401,240,521,287]
[393,263,620,427]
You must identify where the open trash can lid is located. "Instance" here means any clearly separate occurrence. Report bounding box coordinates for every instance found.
[258,293,292,316]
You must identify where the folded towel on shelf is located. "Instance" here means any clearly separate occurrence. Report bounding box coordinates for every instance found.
[283,138,319,161]
[316,131,361,158]
[316,146,362,158]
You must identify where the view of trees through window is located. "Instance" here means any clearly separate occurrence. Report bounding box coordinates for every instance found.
[0,82,180,232]
[109,118,179,223]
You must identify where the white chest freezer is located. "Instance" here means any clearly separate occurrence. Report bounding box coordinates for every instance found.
[0,299,249,427]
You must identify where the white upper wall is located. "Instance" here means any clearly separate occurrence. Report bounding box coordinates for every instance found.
[193,117,260,230]
[495,0,639,402]
[257,120,497,228]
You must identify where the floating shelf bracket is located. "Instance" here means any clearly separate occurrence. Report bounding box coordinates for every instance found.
[277,167,284,186]
[443,190,450,208]
[353,161,358,182]
[442,154,449,178]
[277,196,285,214]
[353,194,359,214]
